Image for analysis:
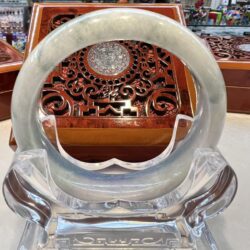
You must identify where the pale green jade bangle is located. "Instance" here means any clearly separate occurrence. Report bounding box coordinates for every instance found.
[12,9,226,202]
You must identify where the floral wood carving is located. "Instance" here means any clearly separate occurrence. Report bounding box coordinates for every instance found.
[42,14,180,118]
[202,35,250,61]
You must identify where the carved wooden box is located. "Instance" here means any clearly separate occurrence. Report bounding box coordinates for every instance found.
[10,4,196,162]
[0,40,23,121]
[202,35,250,114]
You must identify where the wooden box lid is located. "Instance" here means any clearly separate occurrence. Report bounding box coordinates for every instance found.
[202,35,250,114]
[0,40,23,74]
[202,35,250,70]
[0,40,23,120]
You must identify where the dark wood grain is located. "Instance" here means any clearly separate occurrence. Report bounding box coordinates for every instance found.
[226,86,250,114]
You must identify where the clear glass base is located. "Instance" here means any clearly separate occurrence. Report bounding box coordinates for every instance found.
[19,218,218,250]
[4,147,237,250]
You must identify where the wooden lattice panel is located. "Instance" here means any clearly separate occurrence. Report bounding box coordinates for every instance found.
[10,4,196,162]
[43,39,181,120]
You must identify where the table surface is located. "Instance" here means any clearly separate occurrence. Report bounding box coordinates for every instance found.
[0,113,250,250]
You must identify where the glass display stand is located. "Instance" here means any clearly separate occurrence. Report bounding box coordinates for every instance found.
[3,116,237,250]
[5,146,237,250]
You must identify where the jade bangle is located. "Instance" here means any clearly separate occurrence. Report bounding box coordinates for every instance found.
[12,9,226,202]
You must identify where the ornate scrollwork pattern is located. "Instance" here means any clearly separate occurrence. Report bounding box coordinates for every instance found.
[202,35,250,61]
[42,14,180,118]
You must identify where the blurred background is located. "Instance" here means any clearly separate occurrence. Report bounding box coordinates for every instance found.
[0,0,249,53]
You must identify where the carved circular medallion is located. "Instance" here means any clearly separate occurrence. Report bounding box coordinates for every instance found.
[87,42,130,76]
[238,43,250,52]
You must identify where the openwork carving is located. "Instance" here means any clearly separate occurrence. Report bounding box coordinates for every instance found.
[0,48,11,64]
[202,35,250,61]
[42,15,180,118]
